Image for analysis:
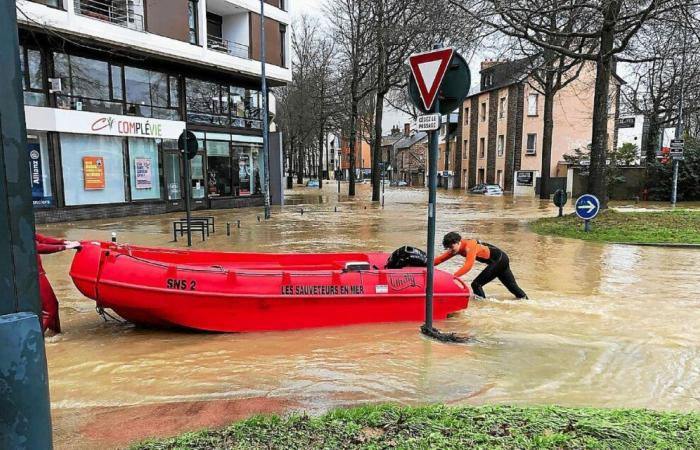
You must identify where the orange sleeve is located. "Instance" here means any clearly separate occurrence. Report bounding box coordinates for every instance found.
[434,249,454,266]
[453,241,477,277]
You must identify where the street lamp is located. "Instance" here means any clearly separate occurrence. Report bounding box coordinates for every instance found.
[259,0,271,219]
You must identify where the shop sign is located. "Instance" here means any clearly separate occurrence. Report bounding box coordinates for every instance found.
[134,158,153,189]
[24,106,187,140]
[28,143,53,207]
[516,171,533,186]
[83,156,105,190]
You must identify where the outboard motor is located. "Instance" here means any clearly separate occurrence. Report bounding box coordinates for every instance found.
[385,246,428,269]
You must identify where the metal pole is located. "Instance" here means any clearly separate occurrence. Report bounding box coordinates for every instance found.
[672,21,687,206]
[0,0,53,445]
[183,151,192,247]
[260,0,272,219]
[381,169,385,208]
[424,98,440,331]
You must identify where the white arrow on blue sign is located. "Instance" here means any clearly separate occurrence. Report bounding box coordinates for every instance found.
[575,194,600,220]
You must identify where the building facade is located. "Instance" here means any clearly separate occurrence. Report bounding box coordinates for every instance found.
[455,59,621,196]
[16,0,290,223]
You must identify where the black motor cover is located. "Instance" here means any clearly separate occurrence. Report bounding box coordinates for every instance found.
[385,246,428,269]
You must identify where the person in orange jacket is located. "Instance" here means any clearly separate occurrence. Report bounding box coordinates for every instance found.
[434,232,527,299]
[35,233,81,334]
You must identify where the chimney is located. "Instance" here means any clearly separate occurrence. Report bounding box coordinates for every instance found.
[403,123,411,137]
[480,58,501,71]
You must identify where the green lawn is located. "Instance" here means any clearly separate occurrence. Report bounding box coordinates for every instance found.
[530,210,700,244]
[131,404,700,450]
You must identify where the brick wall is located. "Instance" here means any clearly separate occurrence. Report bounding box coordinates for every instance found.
[504,85,519,191]
[486,92,498,183]
[468,97,479,187]
[454,107,463,189]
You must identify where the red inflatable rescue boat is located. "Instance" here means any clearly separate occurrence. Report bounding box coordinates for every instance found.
[70,241,470,332]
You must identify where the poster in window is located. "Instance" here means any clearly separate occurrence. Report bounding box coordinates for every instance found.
[239,153,251,195]
[516,171,534,186]
[83,156,106,190]
[134,158,153,189]
[28,143,53,207]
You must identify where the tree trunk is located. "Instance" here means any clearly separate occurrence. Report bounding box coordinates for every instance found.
[296,145,304,185]
[371,0,385,202]
[540,77,555,199]
[587,2,619,207]
[318,127,324,188]
[349,99,358,196]
[645,116,660,163]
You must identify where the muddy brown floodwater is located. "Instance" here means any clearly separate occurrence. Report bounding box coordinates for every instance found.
[37,183,700,449]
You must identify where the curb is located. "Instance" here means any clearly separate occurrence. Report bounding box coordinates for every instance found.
[611,242,700,249]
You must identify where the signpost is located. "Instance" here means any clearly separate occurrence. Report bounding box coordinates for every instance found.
[408,46,470,335]
[553,189,568,217]
[575,194,600,232]
[178,130,199,247]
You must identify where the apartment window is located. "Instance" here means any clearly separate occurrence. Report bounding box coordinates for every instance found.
[280,24,287,67]
[29,0,62,8]
[526,133,537,155]
[124,66,180,120]
[19,45,46,107]
[53,52,122,114]
[186,78,262,129]
[463,107,469,126]
[497,170,502,187]
[479,138,485,158]
[463,140,468,159]
[188,0,199,45]
[497,135,504,157]
[499,97,506,119]
[527,93,538,116]
[480,103,486,122]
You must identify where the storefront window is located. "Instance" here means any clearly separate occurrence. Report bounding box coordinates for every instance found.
[186,78,225,126]
[19,46,46,106]
[165,152,181,200]
[233,144,262,196]
[186,79,263,129]
[27,132,53,208]
[190,154,206,199]
[128,138,162,200]
[60,134,126,206]
[206,141,232,196]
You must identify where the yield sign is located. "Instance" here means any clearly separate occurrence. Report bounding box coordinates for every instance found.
[408,48,454,111]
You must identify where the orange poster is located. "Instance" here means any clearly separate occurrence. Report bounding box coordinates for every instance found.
[83,156,105,190]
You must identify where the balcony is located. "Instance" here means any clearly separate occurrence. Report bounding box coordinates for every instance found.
[207,34,250,60]
[73,0,144,31]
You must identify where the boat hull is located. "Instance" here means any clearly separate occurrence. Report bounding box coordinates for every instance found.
[70,241,470,332]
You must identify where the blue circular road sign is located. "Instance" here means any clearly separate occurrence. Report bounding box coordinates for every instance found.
[575,194,601,220]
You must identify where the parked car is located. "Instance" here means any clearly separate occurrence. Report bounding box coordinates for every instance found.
[469,184,487,194]
[483,185,504,196]
[306,179,320,188]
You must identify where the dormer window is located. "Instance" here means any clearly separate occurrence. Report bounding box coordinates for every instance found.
[483,73,493,87]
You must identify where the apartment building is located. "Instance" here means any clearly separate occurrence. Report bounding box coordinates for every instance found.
[16,0,290,222]
[455,58,621,195]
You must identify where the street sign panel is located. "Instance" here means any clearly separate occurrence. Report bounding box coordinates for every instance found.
[408,48,454,111]
[575,194,600,220]
[416,114,441,131]
[670,139,684,149]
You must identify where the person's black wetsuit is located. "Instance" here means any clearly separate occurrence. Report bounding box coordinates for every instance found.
[472,242,527,299]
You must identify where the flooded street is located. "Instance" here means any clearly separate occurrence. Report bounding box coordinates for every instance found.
[38,183,700,449]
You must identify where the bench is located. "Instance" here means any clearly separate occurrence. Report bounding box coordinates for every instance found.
[173,220,206,242]
[180,216,215,234]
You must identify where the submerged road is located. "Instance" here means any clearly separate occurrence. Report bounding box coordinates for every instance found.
[37,183,700,449]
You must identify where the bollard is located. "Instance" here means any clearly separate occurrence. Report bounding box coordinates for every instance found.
[257,215,261,222]
[237,220,241,228]
[111,232,117,243]
[334,206,338,213]
[300,208,304,215]
[227,222,231,236]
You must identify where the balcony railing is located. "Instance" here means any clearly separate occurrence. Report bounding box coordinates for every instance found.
[74,0,144,32]
[207,34,250,60]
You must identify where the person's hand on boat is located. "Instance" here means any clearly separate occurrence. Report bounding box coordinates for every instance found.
[65,241,81,250]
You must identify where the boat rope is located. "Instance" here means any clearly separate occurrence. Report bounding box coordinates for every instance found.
[96,306,126,324]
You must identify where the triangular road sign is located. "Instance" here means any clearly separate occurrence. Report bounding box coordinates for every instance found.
[408,48,454,111]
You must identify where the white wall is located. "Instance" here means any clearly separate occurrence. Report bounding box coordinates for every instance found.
[222,12,249,46]
[617,114,644,163]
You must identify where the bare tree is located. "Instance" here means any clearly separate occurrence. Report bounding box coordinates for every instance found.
[327,0,376,196]
[452,0,691,206]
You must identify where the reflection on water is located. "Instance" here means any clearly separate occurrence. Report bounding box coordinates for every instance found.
[40,183,700,426]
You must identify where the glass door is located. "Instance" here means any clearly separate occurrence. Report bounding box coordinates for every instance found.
[164,152,182,201]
